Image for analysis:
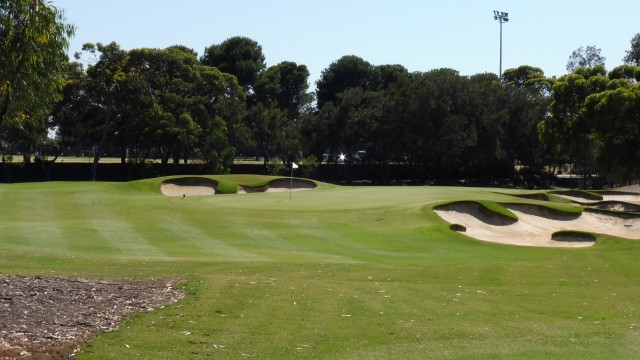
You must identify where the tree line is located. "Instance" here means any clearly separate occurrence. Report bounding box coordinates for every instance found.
[3,2,640,186]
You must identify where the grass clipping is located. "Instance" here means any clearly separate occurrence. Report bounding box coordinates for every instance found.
[0,275,185,359]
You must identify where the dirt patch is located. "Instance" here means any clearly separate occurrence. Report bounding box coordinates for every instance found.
[160,177,217,197]
[0,275,185,359]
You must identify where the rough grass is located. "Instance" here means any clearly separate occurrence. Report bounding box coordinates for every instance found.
[1,177,640,359]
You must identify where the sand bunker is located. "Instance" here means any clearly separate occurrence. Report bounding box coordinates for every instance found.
[161,177,316,196]
[265,179,316,192]
[434,202,640,247]
[237,179,316,194]
[160,177,217,196]
[589,201,640,212]
[553,190,640,205]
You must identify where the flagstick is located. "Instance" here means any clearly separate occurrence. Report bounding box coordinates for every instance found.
[290,164,293,202]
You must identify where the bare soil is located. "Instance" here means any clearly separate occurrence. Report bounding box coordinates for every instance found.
[0,275,185,359]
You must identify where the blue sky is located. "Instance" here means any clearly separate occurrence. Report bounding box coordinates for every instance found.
[51,0,640,87]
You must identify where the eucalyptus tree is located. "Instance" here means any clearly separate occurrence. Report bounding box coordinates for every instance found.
[0,0,75,129]
[76,42,128,180]
[623,33,640,66]
[566,45,606,73]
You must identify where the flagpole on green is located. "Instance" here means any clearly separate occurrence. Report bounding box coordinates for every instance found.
[290,162,298,202]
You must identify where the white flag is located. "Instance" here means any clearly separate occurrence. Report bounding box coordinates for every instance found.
[292,162,299,169]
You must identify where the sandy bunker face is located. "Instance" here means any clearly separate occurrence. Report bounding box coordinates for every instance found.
[160,177,217,196]
[265,179,316,192]
[161,177,316,196]
[434,202,640,248]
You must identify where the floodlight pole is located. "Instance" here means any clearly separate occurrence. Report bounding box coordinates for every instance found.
[493,10,509,77]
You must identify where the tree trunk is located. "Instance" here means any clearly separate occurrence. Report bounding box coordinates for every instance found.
[91,110,111,181]
[0,92,11,130]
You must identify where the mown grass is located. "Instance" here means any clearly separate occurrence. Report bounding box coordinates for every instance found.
[1,176,640,359]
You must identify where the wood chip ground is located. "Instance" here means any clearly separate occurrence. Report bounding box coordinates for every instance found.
[0,275,185,359]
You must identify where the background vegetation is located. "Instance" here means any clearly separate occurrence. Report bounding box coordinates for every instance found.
[3,2,640,186]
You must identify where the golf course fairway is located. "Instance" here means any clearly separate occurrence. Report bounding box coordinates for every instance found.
[1,175,640,359]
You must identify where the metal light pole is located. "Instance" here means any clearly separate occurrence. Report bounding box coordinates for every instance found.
[493,10,509,77]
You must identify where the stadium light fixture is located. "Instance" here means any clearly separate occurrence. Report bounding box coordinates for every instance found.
[493,10,509,77]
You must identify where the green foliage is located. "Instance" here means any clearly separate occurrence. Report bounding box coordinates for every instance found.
[316,55,375,108]
[266,156,287,175]
[201,36,266,89]
[582,73,640,182]
[566,45,606,72]
[623,33,640,66]
[0,0,75,129]
[297,155,319,178]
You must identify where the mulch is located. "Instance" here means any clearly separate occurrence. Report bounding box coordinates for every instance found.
[0,275,185,359]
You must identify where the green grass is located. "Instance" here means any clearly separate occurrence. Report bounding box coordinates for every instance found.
[2,175,640,359]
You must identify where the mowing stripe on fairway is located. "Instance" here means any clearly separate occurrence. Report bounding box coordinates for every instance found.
[90,219,167,259]
[157,220,267,261]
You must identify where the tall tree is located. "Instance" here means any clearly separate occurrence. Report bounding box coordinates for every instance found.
[501,67,553,185]
[77,42,129,180]
[316,55,375,108]
[405,68,477,182]
[252,61,311,164]
[124,46,241,170]
[254,61,311,120]
[566,45,606,72]
[0,0,75,129]
[541,65,608,186]
[623,33,640,66]
[201,36,265,90]
[583,65,640,182]
[50,61,92,157]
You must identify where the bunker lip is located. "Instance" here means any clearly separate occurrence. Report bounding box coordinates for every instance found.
[434,201,640,248]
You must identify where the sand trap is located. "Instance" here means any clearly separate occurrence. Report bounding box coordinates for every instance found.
[265,179,316,192]
[161,177,316,196]
[554,190,640,205]
[589,201,640,212]
[237,179,316,194]
[601,192,640,204]
[160,177,217,196]
[434,202,640,247]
